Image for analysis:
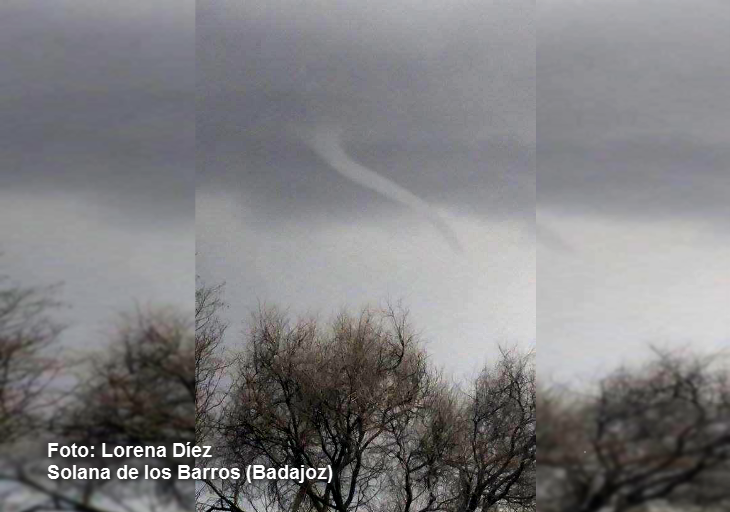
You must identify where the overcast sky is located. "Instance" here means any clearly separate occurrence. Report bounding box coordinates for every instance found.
[197,0,536,379]
[539,0,730,382]
[0,0,195,352]
[3,0,724,386]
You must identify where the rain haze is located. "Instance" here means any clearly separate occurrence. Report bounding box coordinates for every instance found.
[0,0,195,350]
[538,0,730,382]
[197,0,536,378]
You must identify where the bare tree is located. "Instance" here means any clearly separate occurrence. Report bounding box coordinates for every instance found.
[0,276,61,446]
[57,308,196,506]
[202,305,435,512]
[382,382,459,512]
[539,349,730,512]
[445,349,536,512]
[3,306,196,512]
[201,306,536,512]
[60,307,195,440]
[196,279,229,444]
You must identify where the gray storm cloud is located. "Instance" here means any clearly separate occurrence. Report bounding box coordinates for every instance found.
[303,125,464,253]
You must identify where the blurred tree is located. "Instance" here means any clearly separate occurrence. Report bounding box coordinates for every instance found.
[539,349,730,512]
[0,275,61,446]
[0,271,195,511]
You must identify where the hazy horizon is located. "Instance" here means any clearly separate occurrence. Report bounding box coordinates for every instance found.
[539,0,730,383]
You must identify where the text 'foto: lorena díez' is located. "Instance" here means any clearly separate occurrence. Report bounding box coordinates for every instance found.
[48,442,213,459]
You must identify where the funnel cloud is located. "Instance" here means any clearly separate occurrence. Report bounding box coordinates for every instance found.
[304,126,463,253]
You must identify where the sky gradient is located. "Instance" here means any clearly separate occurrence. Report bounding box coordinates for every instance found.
[197,0,536,378]
[538,0,730,382]
[0,0,195,352]
[2,0,726,386]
